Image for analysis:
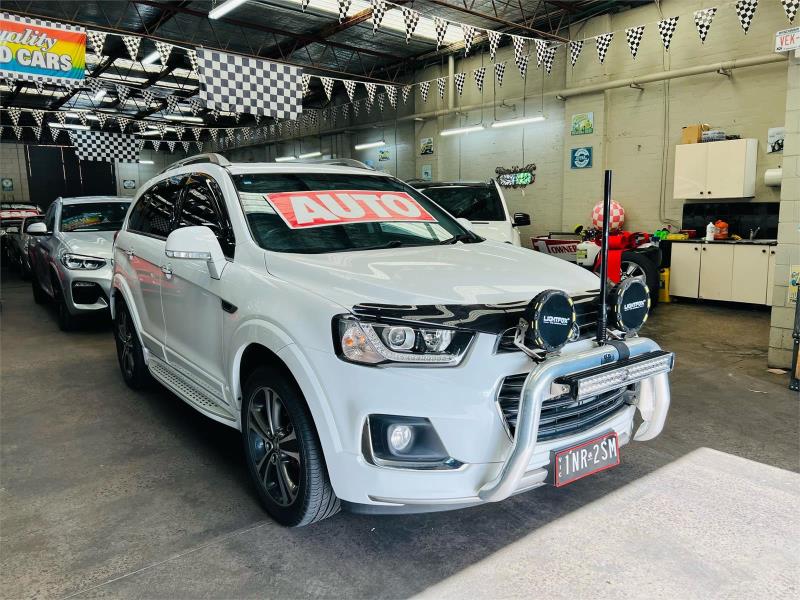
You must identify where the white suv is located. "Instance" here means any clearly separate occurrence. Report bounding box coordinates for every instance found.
[111,154,673,527]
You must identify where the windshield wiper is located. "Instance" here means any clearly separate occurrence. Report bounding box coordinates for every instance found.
[439,232,481,245]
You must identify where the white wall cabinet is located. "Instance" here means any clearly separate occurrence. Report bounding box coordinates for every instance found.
[673,139,758,199]
[670,242,774,305]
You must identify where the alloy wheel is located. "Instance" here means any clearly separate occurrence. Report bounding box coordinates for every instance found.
[620,260,646,280]
[247,387,301,507]
[116,310,135,379]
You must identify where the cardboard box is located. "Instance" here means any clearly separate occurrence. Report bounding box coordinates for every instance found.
[681,124,710,144]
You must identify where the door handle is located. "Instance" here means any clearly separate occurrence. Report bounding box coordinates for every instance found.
[125,248,134,258]
[160,264,173,278]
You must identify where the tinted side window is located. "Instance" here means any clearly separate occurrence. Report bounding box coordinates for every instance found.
[129,176,183,238]
[178,174,234,258]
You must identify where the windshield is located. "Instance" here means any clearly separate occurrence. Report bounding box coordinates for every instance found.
[420,184,506,222]
[233,173,477,253]
[60,202,129,232]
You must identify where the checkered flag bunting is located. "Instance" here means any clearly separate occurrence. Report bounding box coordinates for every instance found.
[495,61,506,87]
[735,0,758,34]
[187,49,199,74]
[371,0,387,33]
[32,126,42,140]
[625,25,645,59]
[117,116,131,132]
[150,140,161,152]
[95,112,108,128]
[419,80,430,102]
[55,111,66,125]
[34,80,45,93]
[155,123,168,137]
[49,125,63,142]
[136,138,146,153]
[86,77,103,96]
[69,130,139,163]
[13,126,22,140]
[595,33,613,64]
[337,0,352,23]
[209,128,219,142]
[487,30,501,61]
[301,0,310,11]
[122,36,141,61]
[453,72,466,96]
[462,24,476,55]
[385,85,397,108]
[542,46,556,75]
[377,93,385,112]
[31,110,44,127]
[142,89,155,107]
[401,84,412,103]
[210,107,221,121]
[191,127,202,140]
[657,17,679,51]
[782,0,800,22]
[517,53,531,78]
[343,79,356,101]
[77,112,88,126]
[569,40,583,67]
[181,140,191,153]
[301,73,311,96]
[364,82,377,105]
[533,39,546,68]
[189,97,202,115]
[401,8,420,43]
[434,17,448,49]
[135,120,147,133]
[352,101,360,117]
[436,77,446,100]
[173,125,185,139]
[116,84,130,104]
[6,107,21,126]
[694,8,717,43]
[321,77,335,100]
[341,103,350,120]
[473,66,486,91]
[511,36,526,68]
[155,41,173,65]
[198,49,303,120]
[167,140,177,153]
[87,30,106,58]
[165,95,180,113]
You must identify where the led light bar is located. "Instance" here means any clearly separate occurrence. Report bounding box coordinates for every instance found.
[440,125,484,136]
[491,115,546,128]
[138,160,155,164]
[209,0,248,20]
[556,351,674,399]
[354,140,385,150]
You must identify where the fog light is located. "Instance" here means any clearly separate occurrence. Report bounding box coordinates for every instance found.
[388,424,413,453]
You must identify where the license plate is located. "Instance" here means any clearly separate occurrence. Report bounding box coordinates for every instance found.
[552,432,619,487]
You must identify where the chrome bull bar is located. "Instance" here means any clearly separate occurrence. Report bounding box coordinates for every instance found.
[478,337,673,502]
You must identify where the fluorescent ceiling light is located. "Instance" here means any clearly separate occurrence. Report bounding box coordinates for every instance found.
[491,115,546,128]
[65,112,80,118]
[440,125,484,136]
[299,151,322,158]
[275,155,297,162]
[354,140,385,150]
[141,51,160,65]
[139,130,160,136]
[138,160,155,164]
[93,89,107,102]
[164,115,204,123]
[84,114,99,121]
[209,0,248,19]
[48,123,90,130]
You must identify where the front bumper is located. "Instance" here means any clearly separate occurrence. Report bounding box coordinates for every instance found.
[59,263,113,315]
[315,336,671,509]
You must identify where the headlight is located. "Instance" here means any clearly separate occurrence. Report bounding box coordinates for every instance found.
[334,316,473,366]
[515,289,576,353]
[60,253,106,270]
[609,277,650,334]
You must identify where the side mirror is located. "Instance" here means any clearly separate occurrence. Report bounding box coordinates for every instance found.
[27,222,48,235]
[165,225,226,280]
[456,217,474,231]
[6,227,18,234]
[512,212,531,227]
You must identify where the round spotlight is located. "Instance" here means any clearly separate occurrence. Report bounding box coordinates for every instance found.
[387,424,414,453]
[610,277,650,334]
[520,289,576,352]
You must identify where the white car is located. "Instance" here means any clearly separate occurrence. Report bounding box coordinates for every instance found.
[111,155,673,527]
[412,180,530,245]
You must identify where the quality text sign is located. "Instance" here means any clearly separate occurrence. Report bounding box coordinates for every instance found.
[0,12,85,85]
[265,190,437,229]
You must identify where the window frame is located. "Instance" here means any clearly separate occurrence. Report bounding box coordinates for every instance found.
[127,175,186,241]
[175,172,236,259]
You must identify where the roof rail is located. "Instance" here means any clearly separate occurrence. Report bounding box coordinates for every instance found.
[159,153,231,175]
[294,158,374,170]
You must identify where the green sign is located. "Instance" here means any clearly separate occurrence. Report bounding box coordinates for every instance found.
[571,112,594,135]
[1,178,12,192]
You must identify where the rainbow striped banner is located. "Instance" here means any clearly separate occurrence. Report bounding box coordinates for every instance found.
[0,12,85,85]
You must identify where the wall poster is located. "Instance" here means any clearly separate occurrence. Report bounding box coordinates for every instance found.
[419,137,434,155]
[571,112,594,136]
[570,147,593,169]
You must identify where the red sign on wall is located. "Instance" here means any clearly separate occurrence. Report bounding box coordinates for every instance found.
[264,190,437,229]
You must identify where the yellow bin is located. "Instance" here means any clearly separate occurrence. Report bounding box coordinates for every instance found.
[658,268,671,303]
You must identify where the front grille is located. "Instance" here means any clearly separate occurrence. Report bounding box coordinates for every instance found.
[496,295,600,353]
[496,373,631,441]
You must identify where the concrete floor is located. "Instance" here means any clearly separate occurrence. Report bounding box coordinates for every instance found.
[1,269,798,600]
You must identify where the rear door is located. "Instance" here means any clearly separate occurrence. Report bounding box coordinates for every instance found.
[115,176,184,360]
[33,203,59,295]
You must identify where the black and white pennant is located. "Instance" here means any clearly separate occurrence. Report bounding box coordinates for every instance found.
[569,40,583,67]
[69,130,139,163]
[167,140,176,153]
[6,107,21,125]
[473,66,486,91]
[436,77,446,100]
[117,116,131,132]
[87,30,106,59]
[401,8,419,43]
[735,0,758,34]
[657,17,679,51]
[187,49,199,74]
[694,7,717,43]
[122,36,141,61]
[495,61,506,87]
[116,84,130,104]
[454,72,465,96]
[142,89,155,107]
[385,85,397,108]
[377,93,385,113]
[155,41,173,65]
[371,0,387,33]
[542,46,556,75]
[191,127,202,140]
[55,111,66,125]
[343,79,356,101]
[434,17,448,49]
[13,126,22,140]
[511,36,526,71]
[77,112,88,126]
[337,0,352,23]
[625,25,645,59]
[419,80,430,102]
[31,109,44,127]
[462,24,476,56]
[782,0,800,23]
[85,77,103,96]
[301,73,311,96]
[401,84,412,104]
[364,82,377,105]
[94,112,106,128]
[534,39,547,68]
[595,33,613,64]
[487,30,501,61]
[301,0,310,11]
[321,77,334,100]
[165,95,180,113]
[189,97,202,115]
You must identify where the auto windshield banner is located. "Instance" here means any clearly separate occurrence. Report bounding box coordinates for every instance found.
[264,190,437,229]
[0,12,85,85]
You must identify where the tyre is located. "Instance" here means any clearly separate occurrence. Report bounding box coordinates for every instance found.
[31,274,48,304]
[113,300,154,390]
[241,366,339,527]
[620,250,659,307]
[52,277,76,331]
